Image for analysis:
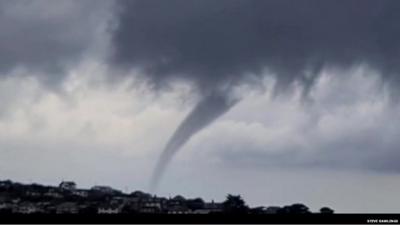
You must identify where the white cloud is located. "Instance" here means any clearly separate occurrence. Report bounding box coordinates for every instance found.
[1,63,400,212]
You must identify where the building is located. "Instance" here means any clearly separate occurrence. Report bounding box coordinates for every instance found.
[0,180,13,189]
[166,196,190,214]
[12,203,40,214]
[59,181,76,191]
[141,200,162,213]
[72,189,89,198]
[56,202,79,214]
[130,191,152,200]
[91,186,117,194]
[265,206,281,214]
[97,205,122,214]
[167,205,191,214]
[204,201,223,213]
[0,203,12,212]
[44,188,63,198]
[25,191,41,197]
[191,209,212,214]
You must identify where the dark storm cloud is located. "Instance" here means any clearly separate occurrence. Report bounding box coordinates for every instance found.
[110,0,400,188]
[0,0,110,78]
[111,0,400,94]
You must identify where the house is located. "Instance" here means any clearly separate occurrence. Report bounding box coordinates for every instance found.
[191,209,212,214]
[91,186,118,194]
[140,206,160,214]
[44,188,63,198]
[0,202,12,211]
[186,198,205,211]
[0,203,8,209]
[167,205,191,214]
[97,204,122,214]
[72,189,89,198]
[78,203,95,214]
[166,195,190,214]
[0,195,11,203]
[25,190,41,197]
[109,196,132,207]
[11,198,21,204]
[140,200,162,213]
[250,206,267,214]
[144,198,162,209]
[130,191,152,199]
[98,207,121,214]
[168,196,186,207]
[59,181,76,191]
[123,197,141,212]
[56,202,79,214]
[12,203,40,214]
[37,202,51,209]
[204,201,223,213]
[265,206,281,214]
[44,205,57,214]
[0,180,13,189]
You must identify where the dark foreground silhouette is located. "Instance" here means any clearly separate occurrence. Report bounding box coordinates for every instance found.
[0,179,332,215]
[1,179,399,224]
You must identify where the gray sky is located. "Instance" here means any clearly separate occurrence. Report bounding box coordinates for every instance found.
[1,0,400,213]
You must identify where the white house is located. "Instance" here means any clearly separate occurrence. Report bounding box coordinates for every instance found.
[59,181,77,191]
[97,206,122,214]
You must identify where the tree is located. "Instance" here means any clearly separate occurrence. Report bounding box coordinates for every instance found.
[222,194,249,214]
[320,207,334,214]
[187,198,205,210]
[278,203,311,214]
[249,206,266,214]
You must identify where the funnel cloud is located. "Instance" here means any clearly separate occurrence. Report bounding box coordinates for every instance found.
[109,0,400,190]
[1,0,400,212]
[150,93,238,191]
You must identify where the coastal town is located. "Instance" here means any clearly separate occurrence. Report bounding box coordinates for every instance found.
[0,179,334,215]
